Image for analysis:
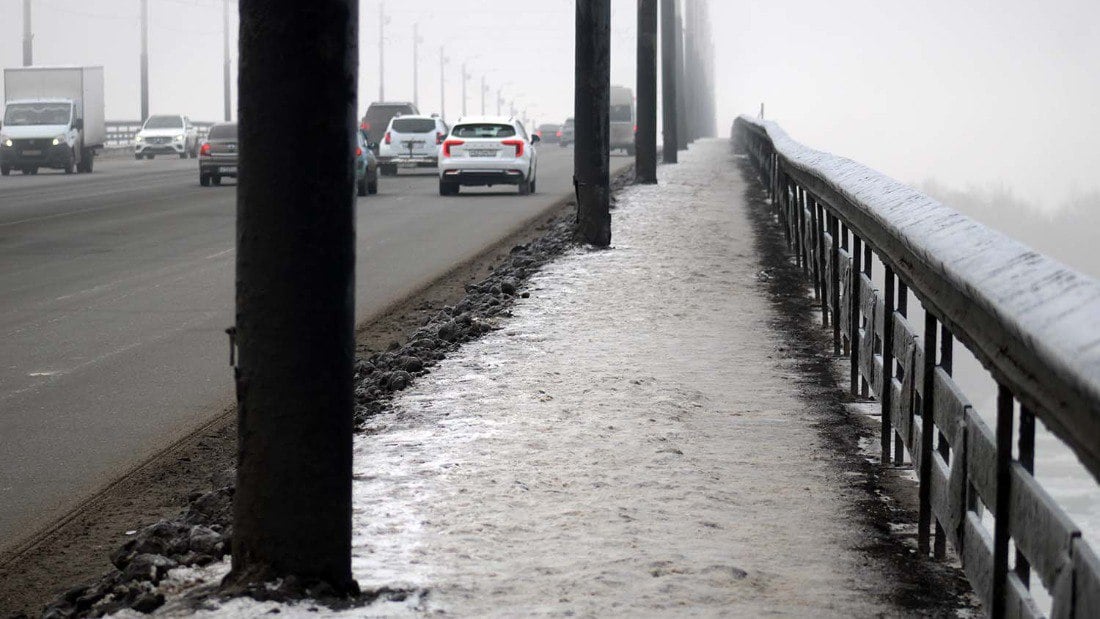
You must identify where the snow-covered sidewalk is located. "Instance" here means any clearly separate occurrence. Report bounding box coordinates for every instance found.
[159,140,923,617]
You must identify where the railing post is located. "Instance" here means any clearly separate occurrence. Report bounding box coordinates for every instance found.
[862,243,873,398]
[894,281,908,465]
[810,196,822,304]
[800,186,809,273]
[1017,405,1036,587]
[935,328,954,560]
[918,312,938,555]
[850,235,862,396]
[830,213,841,356]
[881,266,895,464]
[992,385,1015,618]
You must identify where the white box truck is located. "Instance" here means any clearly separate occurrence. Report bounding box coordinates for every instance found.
[610,85,636,156]
[0,66,105,175]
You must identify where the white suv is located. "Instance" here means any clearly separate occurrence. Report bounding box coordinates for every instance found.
[134,114,199,159]
[377,114,448,176]
[438,116,539,196]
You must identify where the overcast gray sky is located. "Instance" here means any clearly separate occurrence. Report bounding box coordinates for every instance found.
[2,0,1097,211]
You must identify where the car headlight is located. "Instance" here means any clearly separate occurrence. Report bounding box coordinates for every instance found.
[1,138,11,148]
[52,136,65,146]
[173,134,184,142]
[135,135,144,142]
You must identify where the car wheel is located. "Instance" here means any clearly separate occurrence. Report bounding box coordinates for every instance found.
[82,150,95,173]
[29,167,39,175]
[212,175,222,186]
[0,165,10,176]
[357,176,368,197]
[179,152,188,159]
[146,154,155,160]
[530,177,537,194]
[134,153,143,160]
[518,179,531,196]
[64,150,75,174]
[200,173,211,187]
[439,180,456,196]
[368,181,378,195]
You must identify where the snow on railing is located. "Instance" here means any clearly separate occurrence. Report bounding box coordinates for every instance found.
[735,115,1100,618]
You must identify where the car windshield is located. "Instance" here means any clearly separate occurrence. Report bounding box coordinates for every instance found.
[2,102,71,126]
[610,105,632,122]
[144,115,183,129]
[452,124,516,138]
[208,124,237,139]
[391,118,437,133]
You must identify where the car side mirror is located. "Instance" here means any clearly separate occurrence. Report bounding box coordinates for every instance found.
[367,142,377,150]
[73,118,84,130]
[531,134,541,143]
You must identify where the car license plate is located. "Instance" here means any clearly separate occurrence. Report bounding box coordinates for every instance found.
[23,150,41,156]
[469,149,497,158]
[219,166,236,173]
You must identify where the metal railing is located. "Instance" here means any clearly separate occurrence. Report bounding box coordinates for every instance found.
[104,120,216,147]
[735,115,1100,617]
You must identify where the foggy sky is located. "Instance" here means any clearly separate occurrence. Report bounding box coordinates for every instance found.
[2,0,1097,212]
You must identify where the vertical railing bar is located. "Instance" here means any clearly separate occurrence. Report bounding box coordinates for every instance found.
[1016,405,1036,588]
[881,266,895,464]
[799,189,809,276]
[861,244,872,398]
[816,201,829,325]
[934,329,954,560]
[850,235,863,397]
[810,196,822,303]
[991,385,1014,618]
[894,279,908,466]
[830,213,841,357]
[793,186,802,268]
[918,311,937,555]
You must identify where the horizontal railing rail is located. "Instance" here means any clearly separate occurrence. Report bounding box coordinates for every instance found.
[104,120,216,147]
[734,115,1100,618]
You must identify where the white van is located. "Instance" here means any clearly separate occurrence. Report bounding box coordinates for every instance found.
[610,85,635,156]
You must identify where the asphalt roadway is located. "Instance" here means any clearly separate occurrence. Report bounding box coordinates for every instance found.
[0,147,598,549]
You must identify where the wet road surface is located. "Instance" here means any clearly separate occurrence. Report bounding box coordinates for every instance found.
[0,148,596,548]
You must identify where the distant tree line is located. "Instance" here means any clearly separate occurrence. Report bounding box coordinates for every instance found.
[919,179,1100,280]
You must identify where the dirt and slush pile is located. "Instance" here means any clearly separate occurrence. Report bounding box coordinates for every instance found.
[30,173,634,619]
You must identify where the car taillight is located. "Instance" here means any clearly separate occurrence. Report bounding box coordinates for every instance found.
[355,146,362,157]
[442,139,464,157]
[361,121,370,131]
[502,139,524,158]
[384,132,392,145]
[633,124,638,133]
[556,130,562,137]
[436,132,444,145]
[199,143,211,156]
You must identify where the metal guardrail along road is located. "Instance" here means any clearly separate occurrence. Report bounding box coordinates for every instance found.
[104,120,216,147]
[735,115,1100,618]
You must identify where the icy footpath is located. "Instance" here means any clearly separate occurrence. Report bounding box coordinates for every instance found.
[152,140,906,617]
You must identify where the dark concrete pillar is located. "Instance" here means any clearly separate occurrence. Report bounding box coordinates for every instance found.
[227,0,359,595]
[574,0,612,246]
[635,0,658,184]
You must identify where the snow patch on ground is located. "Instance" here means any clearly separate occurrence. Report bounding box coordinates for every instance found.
[134,140,911,616]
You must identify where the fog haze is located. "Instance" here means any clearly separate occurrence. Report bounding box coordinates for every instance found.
[2,0,1097,214]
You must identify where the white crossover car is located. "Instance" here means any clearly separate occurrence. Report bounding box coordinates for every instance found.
[438,116,539,196]
[377,114,447,176]
[134,114,199,159]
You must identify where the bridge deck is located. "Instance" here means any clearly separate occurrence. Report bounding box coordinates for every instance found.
[167,139,965,615]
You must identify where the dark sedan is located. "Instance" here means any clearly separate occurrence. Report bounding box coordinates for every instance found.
[199,123,237,186]
[534,123,561,144]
